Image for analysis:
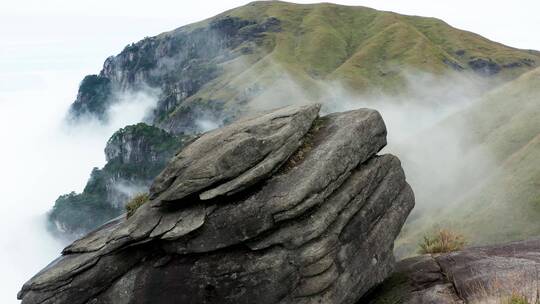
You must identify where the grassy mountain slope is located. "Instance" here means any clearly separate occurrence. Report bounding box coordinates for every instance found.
[227,1,538,78]
[196,1,538,92]
[70,1,540,133]
[444,68,540,244]
[397,68,540,253]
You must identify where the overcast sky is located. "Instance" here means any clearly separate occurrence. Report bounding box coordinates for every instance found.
[1,0,540,77]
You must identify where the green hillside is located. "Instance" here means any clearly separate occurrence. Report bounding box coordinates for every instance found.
[171,0,540,113]
[397,68,540,254]
[70,1,540,130]
[443,68,540,244]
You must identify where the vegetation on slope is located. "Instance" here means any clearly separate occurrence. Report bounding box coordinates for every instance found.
[418,229,466,254]
[48,124,192,237]
[397,68,540,253]
[68,1,540,132]
[69,75,112,120]
[125,193,149,219]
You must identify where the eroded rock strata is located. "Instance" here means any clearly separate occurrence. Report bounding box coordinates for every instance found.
[19,104,415,304]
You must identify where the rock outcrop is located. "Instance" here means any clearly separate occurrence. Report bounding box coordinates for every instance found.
[20,104,415,304]
[362,239,540,303]
[68,14,281,126]
[48,123,193,238]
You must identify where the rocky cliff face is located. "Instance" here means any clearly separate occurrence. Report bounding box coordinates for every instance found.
[20,105,415,304]
[49,123,192,238]
[68,14,281,128]
[104,123,188,164]
[362,239,540,303]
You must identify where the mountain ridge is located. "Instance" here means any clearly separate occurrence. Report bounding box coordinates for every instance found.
[69,1,540,134]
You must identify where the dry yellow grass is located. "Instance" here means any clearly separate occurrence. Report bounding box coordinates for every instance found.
[418,229,466,254]
[125,193,149,218]
[501,293,532,304]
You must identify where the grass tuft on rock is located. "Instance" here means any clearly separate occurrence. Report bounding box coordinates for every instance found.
[501,293,532,304]
[418,229,466,254]
[278,116,327,173]
[125,193,149,218]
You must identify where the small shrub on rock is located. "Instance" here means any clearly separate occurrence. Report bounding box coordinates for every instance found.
[125,193,149,218]
[501,293,531,304]
[418,229,466,254]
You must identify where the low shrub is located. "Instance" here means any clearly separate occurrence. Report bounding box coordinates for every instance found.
[418,229,466,254]
[125,193,149,218]
[501,293,531,304]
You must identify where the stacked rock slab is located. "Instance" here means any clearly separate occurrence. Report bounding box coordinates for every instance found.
[18,104,415,304]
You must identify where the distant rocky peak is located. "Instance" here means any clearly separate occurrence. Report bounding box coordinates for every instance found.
[104,123,180,164]
[68,14,281,126]
[47,123,193,238]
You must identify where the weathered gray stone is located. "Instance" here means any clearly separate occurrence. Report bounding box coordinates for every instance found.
[438,240,540,303]
[62,216,123,254]
[361,239,540,304]
[160,109,389,254]
[19,105,414,304]
[360,254,464,304]
[149,104,321,204]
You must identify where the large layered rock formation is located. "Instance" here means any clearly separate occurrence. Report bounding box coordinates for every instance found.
[19,104,415,304]
[362,239,540,303]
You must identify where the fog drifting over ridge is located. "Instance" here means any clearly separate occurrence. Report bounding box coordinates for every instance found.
[0,77,158,302]
[246,67,498,214]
